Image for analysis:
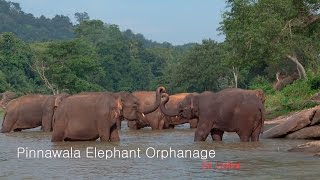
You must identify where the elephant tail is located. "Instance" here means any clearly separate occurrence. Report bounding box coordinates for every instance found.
[252,105,265,135]
[259,106,265,134]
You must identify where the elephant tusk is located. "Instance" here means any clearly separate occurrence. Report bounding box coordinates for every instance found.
[142,113,145,117]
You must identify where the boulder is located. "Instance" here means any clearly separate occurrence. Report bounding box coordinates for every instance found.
[310,110,320,125]
[288,141,320,155]
[263,108,316,138]
[286,125,320,139]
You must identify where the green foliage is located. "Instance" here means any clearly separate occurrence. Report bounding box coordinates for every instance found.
[309,75,320,90]
[164,39,230,93]
[1,0,320,120]
[220,0,320,82]
[264,78,319,119]
[0,0,74,42]
[249,76,274,94]
[0,32,37,93]
[32,38,105,94]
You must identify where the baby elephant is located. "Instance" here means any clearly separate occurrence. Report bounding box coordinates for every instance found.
[160,88,265,142]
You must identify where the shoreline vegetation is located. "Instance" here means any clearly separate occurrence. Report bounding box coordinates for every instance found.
[0,0,319,155]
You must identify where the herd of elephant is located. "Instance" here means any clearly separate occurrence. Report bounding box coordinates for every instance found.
[0,87,266,142]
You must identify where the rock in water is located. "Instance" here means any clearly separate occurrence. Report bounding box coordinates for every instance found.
[263,108,315,138]
[289,141,320,155]
[286,126,320,139]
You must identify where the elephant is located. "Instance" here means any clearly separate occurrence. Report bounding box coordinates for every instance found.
[161,93,198,129]
[1,93,69,133]
[128,92,198,130]
[128,91,164,130]
[160,88,265,142]
[51,87,165,142]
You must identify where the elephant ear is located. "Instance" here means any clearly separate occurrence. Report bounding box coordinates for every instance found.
[255,89,265,104]
[54,94,69,107]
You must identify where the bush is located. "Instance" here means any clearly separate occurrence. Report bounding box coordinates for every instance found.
[265,78,318,119]
[249,76,274,94]
[309,75,320,90]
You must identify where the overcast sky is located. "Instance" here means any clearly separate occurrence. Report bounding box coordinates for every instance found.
[10,0,227,45]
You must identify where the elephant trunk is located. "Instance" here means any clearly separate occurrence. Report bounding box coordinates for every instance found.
[160,93,179,117]
[140,86,166,114]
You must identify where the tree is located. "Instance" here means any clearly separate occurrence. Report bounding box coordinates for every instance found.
[220,0,320,84]
[31,38,105,94]
[0,32,36,93]
[74,12,90,23]
[172,39,229,92]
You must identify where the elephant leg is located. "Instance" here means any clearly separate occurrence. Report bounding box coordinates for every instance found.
[51,116,66,142]
[189,119,198,129]
[51,129,65,142]
[210,128,224,141]
[13,128,22,132]
[41,113,53,132]
[110,124,120,142]
[1,113,15,133]
[251,115,263,142]
[251,125,262,142]
[98,120,111,142]
[158,119,165,130]
[194,119,211,141]
[237,132,250,142]
[239,136,250,142]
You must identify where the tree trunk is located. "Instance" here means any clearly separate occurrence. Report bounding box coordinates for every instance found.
[286,53,307,79]
[232,66,239,88]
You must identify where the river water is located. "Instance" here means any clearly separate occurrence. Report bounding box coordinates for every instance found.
[0,118,319,179]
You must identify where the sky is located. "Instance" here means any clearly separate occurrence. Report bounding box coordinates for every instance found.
[10,0,227,45]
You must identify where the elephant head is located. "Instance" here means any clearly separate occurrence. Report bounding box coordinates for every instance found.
[117,86,166,121]
[160,93,199,120]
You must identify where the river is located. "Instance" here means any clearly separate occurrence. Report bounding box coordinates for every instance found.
[0,118,319,179]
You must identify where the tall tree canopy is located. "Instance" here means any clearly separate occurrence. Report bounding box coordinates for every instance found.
[220,0,320,84]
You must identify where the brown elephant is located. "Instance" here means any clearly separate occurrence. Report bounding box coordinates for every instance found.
[128,91,164,130]
[160,89,265,142]
[51,87,165,142]
[1,93,69,133]
[161,93,198,129]
[128,92,198,130]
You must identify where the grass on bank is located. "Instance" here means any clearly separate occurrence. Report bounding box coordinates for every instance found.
[250,74,320,120]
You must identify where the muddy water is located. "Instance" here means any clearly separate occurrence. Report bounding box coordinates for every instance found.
[0,119,319,180]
